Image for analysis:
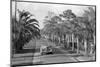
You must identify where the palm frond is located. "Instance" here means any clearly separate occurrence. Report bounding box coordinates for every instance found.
[26,19,39,24]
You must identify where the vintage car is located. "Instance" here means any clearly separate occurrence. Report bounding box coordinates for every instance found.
[40,45,53,55]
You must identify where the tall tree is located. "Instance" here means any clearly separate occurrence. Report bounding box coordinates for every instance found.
[43,11,61,42]
[59,9,78,50]
[12,10,40,51]
[82,7,96,54]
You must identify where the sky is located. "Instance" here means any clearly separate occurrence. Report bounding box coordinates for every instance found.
[12,1,95,29]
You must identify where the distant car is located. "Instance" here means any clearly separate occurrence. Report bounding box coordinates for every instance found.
[40,45,53,55]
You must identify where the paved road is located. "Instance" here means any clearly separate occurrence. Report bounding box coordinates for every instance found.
[11,38,95,66]
[33,39,79,64]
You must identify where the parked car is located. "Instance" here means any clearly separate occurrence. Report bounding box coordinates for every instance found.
[40,45,53,55]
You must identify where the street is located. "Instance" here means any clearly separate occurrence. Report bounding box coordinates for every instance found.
[11,38,95,66]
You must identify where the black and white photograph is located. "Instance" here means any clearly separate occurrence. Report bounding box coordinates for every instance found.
[11,0,96,67]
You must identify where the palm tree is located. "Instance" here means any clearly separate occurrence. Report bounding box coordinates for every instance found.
[43,11,61,42]
[44,10,78,48]
[70,7,96,54]
[59,9,78,50]
[59,9,76,21]
[82,7,96,54]
[12,10,40,51]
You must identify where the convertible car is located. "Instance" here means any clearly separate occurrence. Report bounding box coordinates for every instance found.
[40,45,53,55]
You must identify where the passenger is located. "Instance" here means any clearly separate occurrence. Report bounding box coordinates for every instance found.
[40,45,47,54]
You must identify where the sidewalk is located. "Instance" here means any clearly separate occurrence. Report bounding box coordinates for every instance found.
[13,52,41,58]
[12,52,42,65]
[75,55,95,61]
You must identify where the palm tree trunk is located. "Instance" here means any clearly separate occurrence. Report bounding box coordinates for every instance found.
[84,39,87,55]
[66,34,69,48]
[72,33,74,51]
[77,37,79,54]
[52,34,54,42]
[93,34,95,54]
[64,34,66,48]
[90,34,95,54]
[94,34,95,45]
[52,34,53,41]
[67,36,69,48]
[58,37,60,45]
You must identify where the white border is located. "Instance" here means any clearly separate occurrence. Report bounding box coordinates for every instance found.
[0,0,100,67]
